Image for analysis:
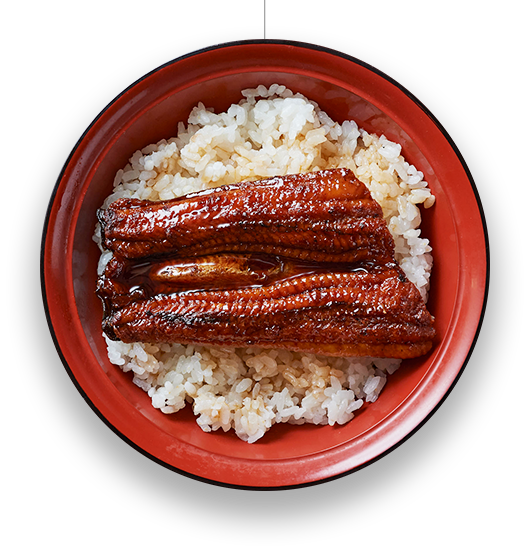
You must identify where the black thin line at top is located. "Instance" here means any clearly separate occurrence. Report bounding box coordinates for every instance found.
[264,0,266,39]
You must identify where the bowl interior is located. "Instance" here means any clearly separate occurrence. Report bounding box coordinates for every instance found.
[72,71,453,457]
[45,42,486,485]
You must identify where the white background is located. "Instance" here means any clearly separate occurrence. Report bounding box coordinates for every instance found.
[4,4,532,557]
[48,39,103,113]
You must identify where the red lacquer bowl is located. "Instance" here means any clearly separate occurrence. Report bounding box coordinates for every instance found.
[41,40,489,489]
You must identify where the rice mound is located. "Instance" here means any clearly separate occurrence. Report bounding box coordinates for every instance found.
[95,84,435,443]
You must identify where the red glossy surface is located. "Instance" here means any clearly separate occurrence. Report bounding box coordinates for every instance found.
[42,41,488,488]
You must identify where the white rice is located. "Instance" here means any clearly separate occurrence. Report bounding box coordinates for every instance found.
[94,84,434,443]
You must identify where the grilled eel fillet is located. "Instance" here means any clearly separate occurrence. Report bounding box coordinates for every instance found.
[98,167,395,263]
[97,168,435,358]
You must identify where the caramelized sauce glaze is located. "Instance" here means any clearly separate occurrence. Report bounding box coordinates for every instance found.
[96,169,435,358]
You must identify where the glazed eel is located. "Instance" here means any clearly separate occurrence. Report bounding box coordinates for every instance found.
[98,168,395,264]
[96,168,435,358]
